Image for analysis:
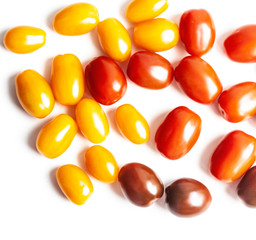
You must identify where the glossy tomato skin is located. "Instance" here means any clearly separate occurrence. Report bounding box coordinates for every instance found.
[218,82,256,123]
[127,51,173,89]
[155,106,201,160]
[85,56,127,105]
[224,25,256,63]
[210,130,256,183]
[179,9,215,56]
[174,56,222,104]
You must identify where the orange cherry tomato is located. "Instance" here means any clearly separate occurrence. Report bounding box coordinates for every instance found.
[179,9,215,56]
[174,56,222,104]
[53,3,99,36]
[155,106,201,160]
[210,130,256,182]
[4,26,46,54]
[85,145,119,183]
[224,25,256,63]
[36,114,77,158]
[51,54,85,105]
[126,0,168,23]
[133,18,179,52]
[97,18,132,62]
[218,82,256,123]
[56,164,93,205]
[115,104,150,144]
[15,70,55,118]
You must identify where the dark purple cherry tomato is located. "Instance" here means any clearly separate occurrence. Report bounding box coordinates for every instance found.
[218,82,256,123]
[237,166,256,207]
[179,9,215,56]
[118,162,164,207]
[174,56,222,104]
[127,51,173,89]
[85,56,127,105]
[165,178,212,217]
[210,130,256,183]
[224,25,256,63]
[155,106,201,160]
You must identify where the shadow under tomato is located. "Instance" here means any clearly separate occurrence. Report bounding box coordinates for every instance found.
[46,7,62,31]
[43,57,53,82]
[49,167,67,200]
[216,30,231,56]
[77,146,90,171]
[106,108,121,135]
[0,29,8,49]
[225,180,240,200]
[109,180,125,199]
[8,73,22,111]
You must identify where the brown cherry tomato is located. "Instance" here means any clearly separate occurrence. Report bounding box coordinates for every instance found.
[155,106,201,160]
[165,178,212,217]
[218,82,256,123]
[174,56,222,104]
[224,25,256,63]
[237,166,256,207]
[127,51,173,89]
[85,56,127,105]
[210,130,256,183]
[118,162,164,207]
[179,9,215,56]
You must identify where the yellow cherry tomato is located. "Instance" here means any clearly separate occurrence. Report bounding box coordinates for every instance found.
[133,18,179,52]
[53,3,99,36]
[36,114,77,158]
[85,145,119,183]
[97,18,132,62]
[126,0,168,23]
[75,98,109,143]
[15,70,55,118]
[115,104,150,144]
[51,54,85,105]
[56,164,93,205]
[4,26,46,54]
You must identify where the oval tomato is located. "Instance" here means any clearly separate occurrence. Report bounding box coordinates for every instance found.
[179,9,215,56]
[224,25,256,63]
[85,56,127,105]
[127,51,173,89]
[155,106,201,160]
[174,56,222,104]
[218,82,256,123]
[210,130,256,182]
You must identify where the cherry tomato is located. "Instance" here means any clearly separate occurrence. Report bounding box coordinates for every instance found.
[210,130,256,182]
[97,18,132,62]
[179,9,215,56]
[85,56,127,105]
[165,178,212,217]
[118,162,164,207]
[126,0,168,23]
[85,145,119,183]
[115,104,150,144]
[127,51,173,89]
[36,114,78,159]
[155,106,201,160]
[53,3,99,36]
[133,18,179,52]
[51,54,85,105]
[224,25,256,63]
[237,166,256,207]
[15,70,55,118]
[4,26,46,54]
[174,56,222,104]
[75,98,109,143]
[56,164,93,205]
[218,82,256,123]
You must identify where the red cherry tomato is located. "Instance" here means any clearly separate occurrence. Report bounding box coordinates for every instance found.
[224,25,256,63]
[155,106,201,160]
[210,130,256,183]
[179,9,215,56]
[218,82,256,123]
[127,51,173,89]
[85,56,127,105]
[174,56,222,104]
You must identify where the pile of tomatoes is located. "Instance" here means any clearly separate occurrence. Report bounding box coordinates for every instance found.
[3,0,256,217]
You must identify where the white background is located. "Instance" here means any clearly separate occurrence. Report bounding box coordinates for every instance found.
[1,0,256,239]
